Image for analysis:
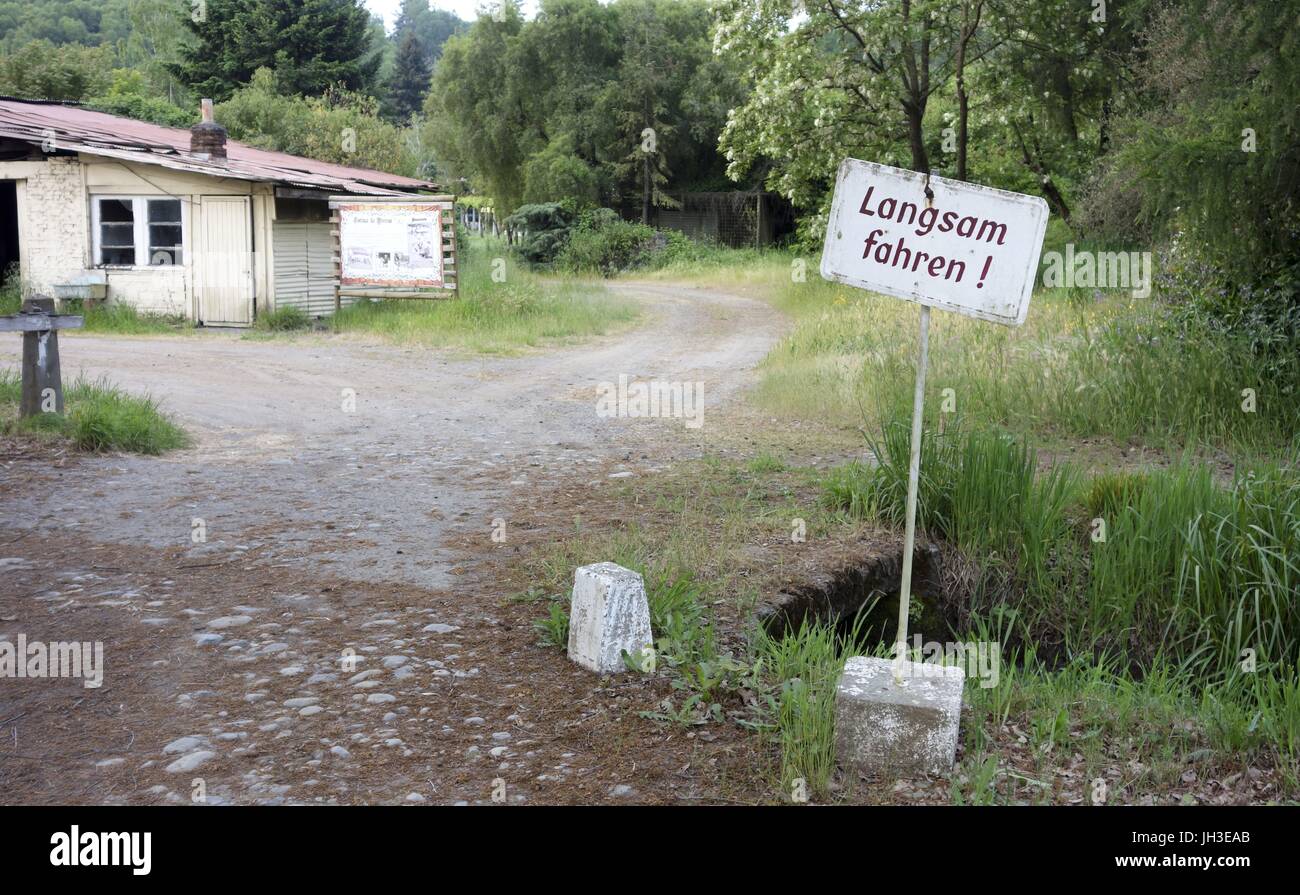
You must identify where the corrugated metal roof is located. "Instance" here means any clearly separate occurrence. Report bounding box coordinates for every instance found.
[0,97,437,196]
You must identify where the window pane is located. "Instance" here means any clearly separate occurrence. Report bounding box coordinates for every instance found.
[148,227,183,265]
[99,198,134,222]
[100,223,134,247]
[146,200,183,265]
[147,199,181,224]
[147,252,182,265]
[149,223,181,244]
[98,199,136,265]
[102,247,135,265]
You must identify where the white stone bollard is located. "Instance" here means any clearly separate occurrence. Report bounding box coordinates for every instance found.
[835,655,964,777]
[567,562,653,674]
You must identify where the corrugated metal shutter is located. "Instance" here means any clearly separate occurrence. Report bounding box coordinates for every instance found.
[273,220,339,317]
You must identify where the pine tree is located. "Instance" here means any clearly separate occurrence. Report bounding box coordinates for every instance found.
[613,1,679,223]
[393,0,466,67]
[383,30,430,123]
[171,0,379,101]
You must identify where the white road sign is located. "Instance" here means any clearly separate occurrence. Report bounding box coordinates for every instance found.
[820,159,1049,325]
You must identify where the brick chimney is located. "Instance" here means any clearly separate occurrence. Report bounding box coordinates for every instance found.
[190,98,227,161]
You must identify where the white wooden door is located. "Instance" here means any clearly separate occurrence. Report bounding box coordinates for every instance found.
[196,196,253,326]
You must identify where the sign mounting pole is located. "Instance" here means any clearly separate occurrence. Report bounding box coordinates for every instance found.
[819,158,1049,686]
[894,303,930,678]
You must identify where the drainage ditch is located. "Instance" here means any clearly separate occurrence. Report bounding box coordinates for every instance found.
[757,542,956,646]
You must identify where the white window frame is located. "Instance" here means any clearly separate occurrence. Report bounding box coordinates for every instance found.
[90,196,188,269]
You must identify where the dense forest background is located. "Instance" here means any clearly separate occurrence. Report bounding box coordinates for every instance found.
[0,0,466,177]
[0,0,1296,329]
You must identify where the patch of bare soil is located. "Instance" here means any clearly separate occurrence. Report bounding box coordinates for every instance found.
[0,431,77,465]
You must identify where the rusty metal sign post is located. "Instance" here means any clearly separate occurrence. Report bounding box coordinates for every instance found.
[820,159,1049,678]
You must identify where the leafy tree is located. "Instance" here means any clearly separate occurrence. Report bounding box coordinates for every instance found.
[172,0,379,101]
[423,1,533,209]
[0,1,134,51]
[715,0,1142,240]
[1101,0,1299,284]
[86,70,194,126]
[0,39,113,100]
[503,202,577,264]
[215,67,429,176]
[717,0,958,190]
[364,14,397,92]
[968,0,1143,225]
[115,0,193,104]
[426,0,742,215]
[717,0,960,234]
[603,0,680,222]
[523,134,601,206]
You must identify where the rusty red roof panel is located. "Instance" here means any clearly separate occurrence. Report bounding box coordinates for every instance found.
[0,98,438,196]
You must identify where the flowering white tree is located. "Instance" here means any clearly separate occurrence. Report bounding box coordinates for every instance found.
[715,0,1127,238]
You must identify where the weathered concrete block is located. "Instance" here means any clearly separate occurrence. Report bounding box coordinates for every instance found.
[567,562,653,674]
[835,656,964,777]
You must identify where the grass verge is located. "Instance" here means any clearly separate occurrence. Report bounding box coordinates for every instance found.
[615,244,1300,459]
[505,244,1299,803]
[758,275,1299,457]
[0,370,188,454]
[511,435,1299,803]
[823,418,1300,797]
[329,237,639,353]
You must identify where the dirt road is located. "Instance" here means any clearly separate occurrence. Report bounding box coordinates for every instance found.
[0,282,786,804]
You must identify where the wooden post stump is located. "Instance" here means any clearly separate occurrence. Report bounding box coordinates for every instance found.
[0,294,85,418]
[22,297,63,416]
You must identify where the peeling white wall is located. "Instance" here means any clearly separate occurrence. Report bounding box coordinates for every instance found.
[0,154,277,323]
[0,156,88,295]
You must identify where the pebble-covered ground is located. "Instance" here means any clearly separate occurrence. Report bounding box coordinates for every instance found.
[0,282,784,805]
[0,530,764,805]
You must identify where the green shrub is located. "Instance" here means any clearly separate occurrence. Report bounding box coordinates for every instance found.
[504,204,715,275]
[216,68,423,177]
[533,601,570,649]
[645,570,714,666]
[555,210,656,275]
[1161,252,1300,396]
[504,202,577,266]
[85,92,194,127]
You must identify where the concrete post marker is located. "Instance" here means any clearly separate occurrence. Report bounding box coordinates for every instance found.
[567,562,653,674]
[835,656,964,777]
